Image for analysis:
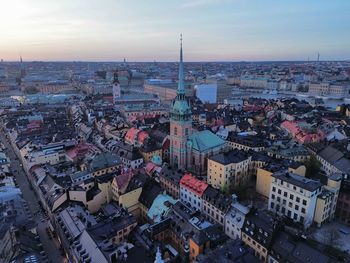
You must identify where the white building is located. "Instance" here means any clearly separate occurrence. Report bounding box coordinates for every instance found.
[268,171,322,228]
[194,83,217,103]
[308,82,348,98]
[179,173,208,211]
[224,197,250,240]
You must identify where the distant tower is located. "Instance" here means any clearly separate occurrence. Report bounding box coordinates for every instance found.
[19,56,25,78]
[169,35,192,169]
[317,52,320,62]
[112,72,121,104]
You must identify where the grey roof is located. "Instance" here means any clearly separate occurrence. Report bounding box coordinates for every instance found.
[270,231,332,263]
[318,146,343,165]
[89,152,121,171]
[242,210,277,248]
[209,149,249,165]
[272,171,323,192]
[333,158,350,175]
[196,239,261,263]
[202,186,232,212]
[158,164,183,184]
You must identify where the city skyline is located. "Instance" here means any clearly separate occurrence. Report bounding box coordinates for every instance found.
[1,0,350,62]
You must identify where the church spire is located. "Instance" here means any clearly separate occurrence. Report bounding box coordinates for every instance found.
[177,34,185,95]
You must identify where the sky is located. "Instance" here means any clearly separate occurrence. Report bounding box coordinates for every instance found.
[0,0,349,62]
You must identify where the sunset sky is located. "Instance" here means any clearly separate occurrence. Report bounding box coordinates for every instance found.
[0,0,349,61]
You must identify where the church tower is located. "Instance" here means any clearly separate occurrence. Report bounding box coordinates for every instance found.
[169,35,192,169]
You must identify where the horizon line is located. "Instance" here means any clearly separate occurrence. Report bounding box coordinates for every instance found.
[2,59,350,63]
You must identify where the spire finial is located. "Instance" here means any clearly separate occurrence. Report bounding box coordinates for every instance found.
[177,34,185,94]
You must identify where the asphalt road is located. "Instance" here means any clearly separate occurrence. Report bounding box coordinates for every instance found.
[0,130,65,263]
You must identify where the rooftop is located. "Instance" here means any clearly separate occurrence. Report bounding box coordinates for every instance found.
[189,130,226,152]
[272,171,323,192]
[180,173,208,197]
[208,149,249,165]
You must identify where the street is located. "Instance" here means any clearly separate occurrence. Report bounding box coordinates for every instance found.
[0,130,65,263]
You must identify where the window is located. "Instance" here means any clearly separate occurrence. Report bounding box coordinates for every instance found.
[295,205,299,210]
[284,192,287,197]
[270,202,274,209]
[174,127,178,135]
[301,208,306,213]
[271,194,275,199]
[278,189,281,194]
[290,194,294,200]
[296,197,300,203]
[302,200,307,206]
[272,187,276,192]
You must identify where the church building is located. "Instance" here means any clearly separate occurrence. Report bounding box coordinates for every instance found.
[169,37,226,176]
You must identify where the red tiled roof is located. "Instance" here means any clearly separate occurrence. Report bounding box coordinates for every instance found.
[125,127,139,142]
[180,173,208,197]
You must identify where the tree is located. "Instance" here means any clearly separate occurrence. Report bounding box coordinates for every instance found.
[304,155,321,178]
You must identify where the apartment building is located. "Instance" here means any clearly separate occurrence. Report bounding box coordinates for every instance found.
[224,197,250,240]
[308,82,348,97]
[207,149,251,191]
[242,210,278,262]
[201,186,232,226]
[158,164,183,199]
[180,173,208,211]
[268,171,323,228]
[227,135,266,152]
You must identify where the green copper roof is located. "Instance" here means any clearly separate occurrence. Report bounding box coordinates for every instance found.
[172,36,191,116]
[177,36,185,95]
[172,100,191,115]
[189,130,226,152]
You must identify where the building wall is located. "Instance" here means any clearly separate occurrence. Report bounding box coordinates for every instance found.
[208,156,251,191]
[170,118,192,170]
[336,189,350,225]
[228,141,264,152]
[117,188,142,213]
[242,232,268,262]
[268,178,320,228]
[314,196,331,226]
[180,186,202,211]
[189,238,208,263]
[202,200,225,226]
[256,168,273,199]
[141,148,162,163]
[159,176,180,199]
[288,166,306,177]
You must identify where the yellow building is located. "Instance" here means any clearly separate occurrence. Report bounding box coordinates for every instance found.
[111,172,148,217]
[207,149,251,191]
[140,144,162,163]
[314,174,341,227]
[256,167,274,199]
[256,163,306,199]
